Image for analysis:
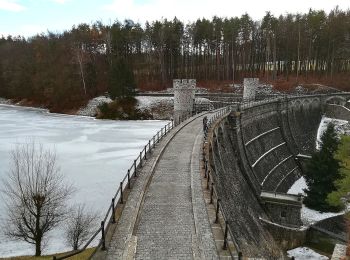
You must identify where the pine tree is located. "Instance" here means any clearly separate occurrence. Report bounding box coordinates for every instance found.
[108,57,136,100]
[327,135,350,210]
[304,123,341,212]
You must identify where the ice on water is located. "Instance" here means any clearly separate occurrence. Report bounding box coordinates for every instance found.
[0,105,168,256]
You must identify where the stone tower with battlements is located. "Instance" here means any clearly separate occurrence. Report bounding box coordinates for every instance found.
[173,79,196,125]
[243,78,259,100]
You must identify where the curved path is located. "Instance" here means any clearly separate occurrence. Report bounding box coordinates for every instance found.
[105,115,218,260]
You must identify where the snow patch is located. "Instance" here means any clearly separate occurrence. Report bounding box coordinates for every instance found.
[287,177,344,226]
[0,97,12,105]
[136,96,173,111]
[287,176,307,196]
[287,247,329,259]
[316,115,350,149]
[301,205,344,226]
[77,96,113,117]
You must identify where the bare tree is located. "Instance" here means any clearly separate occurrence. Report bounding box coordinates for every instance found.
[1,141,75,256]
[64,204,98,250]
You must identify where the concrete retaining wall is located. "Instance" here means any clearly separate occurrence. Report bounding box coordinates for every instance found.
[325,104,350,121]
[260,218,307,250]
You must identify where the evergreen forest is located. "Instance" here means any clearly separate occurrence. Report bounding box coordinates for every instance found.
[0,8,349,111]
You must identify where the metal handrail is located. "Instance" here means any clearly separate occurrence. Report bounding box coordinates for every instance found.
[53,116,185,259]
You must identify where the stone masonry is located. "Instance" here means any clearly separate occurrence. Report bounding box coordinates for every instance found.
[174,79,196,125]
[243,78,259,100]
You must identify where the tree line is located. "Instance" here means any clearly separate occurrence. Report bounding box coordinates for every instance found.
[0,8,349,111]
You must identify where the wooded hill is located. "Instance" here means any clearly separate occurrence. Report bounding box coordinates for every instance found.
[0,8,349,111]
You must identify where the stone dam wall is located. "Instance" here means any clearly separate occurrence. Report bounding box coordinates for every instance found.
[208,96,327,258]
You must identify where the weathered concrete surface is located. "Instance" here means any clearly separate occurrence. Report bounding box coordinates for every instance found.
[209,115,286,259]
[325,104,350,121]
[133,116,218,260]
[105,114,218,260]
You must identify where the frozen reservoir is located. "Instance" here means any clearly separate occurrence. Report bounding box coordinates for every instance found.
[0,104,168,257]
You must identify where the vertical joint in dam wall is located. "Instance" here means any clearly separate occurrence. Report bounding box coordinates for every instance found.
[243,78,259,100]
[173,79,196,125]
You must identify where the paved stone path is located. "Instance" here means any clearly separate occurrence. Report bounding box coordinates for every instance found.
[105,115,218,260]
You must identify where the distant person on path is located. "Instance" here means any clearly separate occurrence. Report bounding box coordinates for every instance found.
[203,116,208,132]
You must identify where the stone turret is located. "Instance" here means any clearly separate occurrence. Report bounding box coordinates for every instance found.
[243,78,259,100]
[173,79,196,125]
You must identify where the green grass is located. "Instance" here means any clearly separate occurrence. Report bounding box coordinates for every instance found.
[0,248,95,260]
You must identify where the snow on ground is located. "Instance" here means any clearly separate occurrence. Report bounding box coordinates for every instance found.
[136,96,212,110]
[0,97,12,105]
[316,116,350,149]
[287,247,329,260]
[136,96,173,111]
[287,176,307,196]
[301,205,344,226]
[287,177,344,226]
[77,96,113,117]
[136,96,212,119]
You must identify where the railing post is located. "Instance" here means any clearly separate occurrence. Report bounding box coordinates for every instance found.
[223,221,229,250]
[171,119,174,128]
[207,172,210,189]
[144,146,147,160]
[157,131,160,142]
[210,182,214,204]
[165,125,167,134]
[120,182,123,204]
[161,128,163,137]
[134,159,137,177]
[148,140,151,152]
[111,198,116,223]
[215,198,220,223]
[101,221,106,250]
[127,169,131,189]
[139,152,142,166]
[153,136,156,148]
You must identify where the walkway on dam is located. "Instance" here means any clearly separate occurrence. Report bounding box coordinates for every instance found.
[105,114,219,260]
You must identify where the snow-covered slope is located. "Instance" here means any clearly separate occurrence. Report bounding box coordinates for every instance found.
[287,247,329,260]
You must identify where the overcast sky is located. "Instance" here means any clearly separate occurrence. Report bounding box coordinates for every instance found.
[0,0,349,37]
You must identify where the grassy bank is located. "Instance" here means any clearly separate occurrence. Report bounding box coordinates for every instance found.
[0,248,95,260]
